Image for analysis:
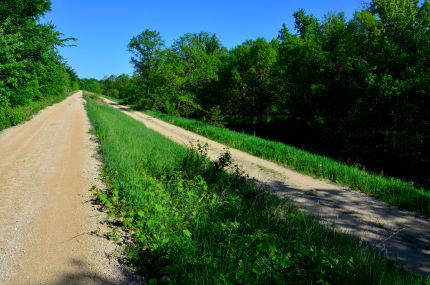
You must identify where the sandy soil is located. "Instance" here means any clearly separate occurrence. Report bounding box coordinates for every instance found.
[103,98,430,276]
[0,92,135,285]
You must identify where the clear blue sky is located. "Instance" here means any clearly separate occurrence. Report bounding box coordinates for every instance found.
[43,0,365,79]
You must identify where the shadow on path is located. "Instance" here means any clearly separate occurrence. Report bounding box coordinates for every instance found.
[269,179,430,275]
[26,258,145,285]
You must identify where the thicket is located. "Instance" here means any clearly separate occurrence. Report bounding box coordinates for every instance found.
[101,0,430,187]
[79,78,102,94]
[0,0,78,130]
[86,95,426,284]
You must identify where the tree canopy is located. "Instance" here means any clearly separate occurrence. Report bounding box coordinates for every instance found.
[101,0,430,187]
[0,0,77,109]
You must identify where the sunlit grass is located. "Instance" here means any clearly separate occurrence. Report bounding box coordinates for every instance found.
[145,110,430,217]
[86,94,425,284]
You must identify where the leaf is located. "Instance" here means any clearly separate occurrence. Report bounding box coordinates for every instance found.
[182,229,192,238]
[97,193,107,202]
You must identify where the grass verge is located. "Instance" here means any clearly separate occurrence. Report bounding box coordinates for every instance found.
[143,110,430,217]
[87,94,426,284]
[0,91,73,131]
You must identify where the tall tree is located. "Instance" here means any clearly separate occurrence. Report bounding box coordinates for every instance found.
[128,30,164,97]
[225,38,278,124]
[105,0,429,186]
[167,32,226,115]
[0,0,77,130]
[0,0,51,23]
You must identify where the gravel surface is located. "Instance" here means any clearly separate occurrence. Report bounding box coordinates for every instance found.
[0,92,140,285]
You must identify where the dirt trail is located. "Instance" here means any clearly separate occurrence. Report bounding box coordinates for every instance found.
[103,98,430,275]
[0,92,132,285]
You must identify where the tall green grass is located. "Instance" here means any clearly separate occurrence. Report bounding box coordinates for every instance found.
[145,110,430,217]
[86,95,426,284]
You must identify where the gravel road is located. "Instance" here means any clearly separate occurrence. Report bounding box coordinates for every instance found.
[0,92,133,285]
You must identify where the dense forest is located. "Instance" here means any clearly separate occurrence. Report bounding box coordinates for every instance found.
[0,0,79,130]
[92,0,429,188]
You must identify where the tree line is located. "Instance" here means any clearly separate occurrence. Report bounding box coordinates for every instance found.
[0,0,79,128]
[96,0,430,187]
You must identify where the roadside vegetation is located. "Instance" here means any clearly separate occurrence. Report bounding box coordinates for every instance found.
[145,109,430,217]
[99,0,430,189]
[85,94,426,284]
[0,91,73,131]
[0,0,79,131]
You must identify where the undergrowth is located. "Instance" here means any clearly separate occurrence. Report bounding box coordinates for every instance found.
[86,94,426,284]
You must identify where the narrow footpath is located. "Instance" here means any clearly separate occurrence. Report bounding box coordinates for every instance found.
[103,97,430,276]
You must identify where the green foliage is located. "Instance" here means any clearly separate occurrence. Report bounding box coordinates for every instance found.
[100,74,131,98]
[293,9,321,40]
[79,78,101,94]
[0,0,77,131]
[146,110,430,217]
[0,91,70,131]
[128,29,165,97]
[0,0,51,23]
[223,38,278,124]
[86,96,425,284]
[205,105,226,127]
[170,32,225,91]
[119,31,226,117]
[102,0,430,188]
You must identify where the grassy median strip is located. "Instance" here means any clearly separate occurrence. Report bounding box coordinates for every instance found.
[144,110,430,217]
[86,95,425,284]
